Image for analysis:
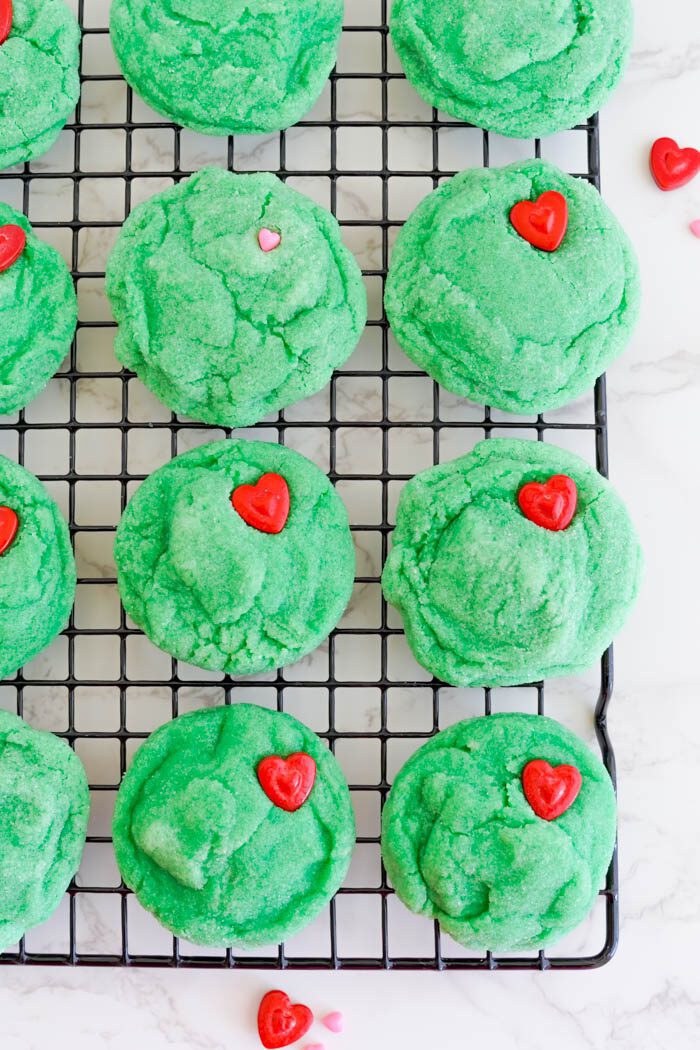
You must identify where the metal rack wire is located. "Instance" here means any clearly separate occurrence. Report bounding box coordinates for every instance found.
[0,0,618,969]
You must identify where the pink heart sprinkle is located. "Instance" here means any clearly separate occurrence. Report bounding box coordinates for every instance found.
[690,220,700,238]
[322,1012,344,1034]
[305,1045,325,1050]
[258,227,281,252]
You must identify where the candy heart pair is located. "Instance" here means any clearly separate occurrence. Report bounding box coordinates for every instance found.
[258,991,344,1049]
[258,991,312,1049]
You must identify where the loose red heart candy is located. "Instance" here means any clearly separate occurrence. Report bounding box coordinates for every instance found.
[0,224,26,273]
[0,507,18,555]
[231,473,290,534]
[518,474,577,532]
[257,990,313,1049]
[510,190,568,252]
[650,137,700,191]
[522,759,582,821]
[258,753,316,812]
[0,0,12,46]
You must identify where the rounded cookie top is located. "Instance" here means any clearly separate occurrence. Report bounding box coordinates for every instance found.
[385,159,639,415]
[115,439,355,676]
[0,0,80,170]
[390,0,633,139]
[381,713,616,952]
[110,0,343,135]
[382,439,642,687]
[113,704,355,947]
[0,710,89,952]
[0,203,77,414]
[105,168,367,427]
[0,455,76,680]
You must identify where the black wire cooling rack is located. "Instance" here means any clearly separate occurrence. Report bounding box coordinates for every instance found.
[0,0,618,969]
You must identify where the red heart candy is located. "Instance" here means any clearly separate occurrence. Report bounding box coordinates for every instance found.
[522,759,582,821]
[0,507,18,556]
[650,136,700,191]
[510,191,568,252]
[231,473,289,534]
[257,991,313,1049]
[0,0,12,46]
[258,753,316,812]
[518,474,577,532]
[0,224,26,274]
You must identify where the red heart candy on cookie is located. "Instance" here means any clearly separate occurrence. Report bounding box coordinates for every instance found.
[0,507,18,556]
[258,991,313,1049]
[0,0,12,46]
[650,137,700,191]
[518,474,577,532]
[522,759,582,821]
[258,753,316,812]
[231,473,289,534]
[510,191,568,252]
[0,224,26,273]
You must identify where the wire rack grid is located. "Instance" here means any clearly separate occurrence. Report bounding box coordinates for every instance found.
[0,0,618,970]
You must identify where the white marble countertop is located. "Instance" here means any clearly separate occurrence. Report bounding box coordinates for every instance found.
[1,0,699,1046]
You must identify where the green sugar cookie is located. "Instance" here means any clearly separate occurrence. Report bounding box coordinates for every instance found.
[382,439,642,687]
[115,439,355,675]
[105,168,367,427]
[0,710,89,952]
[0,456,75,679]
[390,0,633,139]
[0,0,80,170]
[110,0,343,135]
[0,204,77,414]
[382,713,616,952]
[113,704,355,947]
[385,159,639,415]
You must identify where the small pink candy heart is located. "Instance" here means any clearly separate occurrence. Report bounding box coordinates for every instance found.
[258,227,281,252]
[322,1012,344,1034]
[690,220,700,238]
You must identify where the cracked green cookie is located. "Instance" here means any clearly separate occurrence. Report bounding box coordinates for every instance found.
[110,0,343,135]
[382,439,642,687]
[391,0,633,139]
[0,203,77,414]
[0,710,89,952]
[385,159,640,415]
[113,703,355,947]
[382,713,616,952]
[0,0,80,170]
[114,438,355,675]
[105,168,367,427]
[0,455,75,680]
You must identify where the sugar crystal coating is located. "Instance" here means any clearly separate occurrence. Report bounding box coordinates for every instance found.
[382,713,617,951]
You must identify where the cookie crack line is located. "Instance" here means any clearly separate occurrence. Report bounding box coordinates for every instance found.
[113,706,354,948]
[107,169,366,426]
[0,2,80,162]
[414,0,590,87]
[115,439,354,676]
[132,487,335,666]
